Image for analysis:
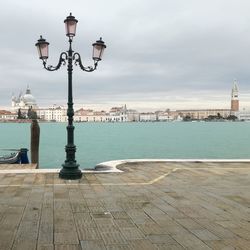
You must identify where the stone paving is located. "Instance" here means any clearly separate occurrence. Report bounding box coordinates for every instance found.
[0,162,250,249]
[0,164,37,170]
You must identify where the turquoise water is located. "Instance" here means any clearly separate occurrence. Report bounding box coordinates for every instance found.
[1,122,250,169]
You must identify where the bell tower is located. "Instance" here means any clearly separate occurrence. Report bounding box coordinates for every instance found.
[231,80,239,112]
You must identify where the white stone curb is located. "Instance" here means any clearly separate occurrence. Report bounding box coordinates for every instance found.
[94,158,250,172]
[0,159,250,174]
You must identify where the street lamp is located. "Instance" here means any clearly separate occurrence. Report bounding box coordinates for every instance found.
[35,13,106,179]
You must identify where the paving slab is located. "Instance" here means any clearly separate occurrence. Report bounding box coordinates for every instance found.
[0,162,250,249]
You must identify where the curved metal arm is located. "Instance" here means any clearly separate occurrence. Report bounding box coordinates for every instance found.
[43,52,68,71]
[73,52,98,72]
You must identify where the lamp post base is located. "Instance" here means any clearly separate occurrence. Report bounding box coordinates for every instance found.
[59,163,82,180]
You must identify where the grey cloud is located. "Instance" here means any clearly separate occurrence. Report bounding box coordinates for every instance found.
[0,0,250,110]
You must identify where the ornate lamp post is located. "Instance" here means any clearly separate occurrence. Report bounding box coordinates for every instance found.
[35,13,106,180]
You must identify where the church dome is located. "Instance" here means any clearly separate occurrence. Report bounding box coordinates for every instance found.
[23,87,36,105]
[11,85,38,110]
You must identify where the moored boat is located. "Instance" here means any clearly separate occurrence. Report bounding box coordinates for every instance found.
[0,148,29,164]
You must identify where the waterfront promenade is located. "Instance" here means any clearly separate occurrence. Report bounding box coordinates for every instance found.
[0,161,250,249]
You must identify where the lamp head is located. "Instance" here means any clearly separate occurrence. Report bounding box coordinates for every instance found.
[64,13,78,38]
[92,37,107,61]
[35,35,49,60]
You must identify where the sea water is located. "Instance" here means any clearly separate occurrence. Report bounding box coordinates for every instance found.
[1,122,250,169]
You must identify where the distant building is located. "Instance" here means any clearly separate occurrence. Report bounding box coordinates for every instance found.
[139,112,157,121]
[127,109,140,122]
[36,105,67,122]
[74,105,139,122]
[237,110,250,121]
[171,109,231,120]
[231,80,239,112]
[230,80,247,120]
[4,81,243,122]
[74,108,107,122]
[11,86,38,111]
[107,105,128,122]
[0,110,16,120]
[168,81,239,120]
[157,111,174,121]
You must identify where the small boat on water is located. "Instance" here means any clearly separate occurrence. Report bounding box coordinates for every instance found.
[0,148,29,164]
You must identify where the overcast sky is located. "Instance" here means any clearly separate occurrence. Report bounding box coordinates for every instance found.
[0,0,250,111]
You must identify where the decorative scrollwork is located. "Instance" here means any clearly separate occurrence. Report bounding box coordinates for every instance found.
[73,52,98,72]
[42,51,98,72]
[43,52,68,71]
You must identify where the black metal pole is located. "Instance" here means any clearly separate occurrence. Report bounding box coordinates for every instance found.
[59,38,82,179]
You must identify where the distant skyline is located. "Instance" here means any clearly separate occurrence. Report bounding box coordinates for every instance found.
[1,0,250,111]
[7,84,250,112]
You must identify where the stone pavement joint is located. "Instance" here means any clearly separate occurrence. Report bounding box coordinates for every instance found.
[0,161,250,249]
